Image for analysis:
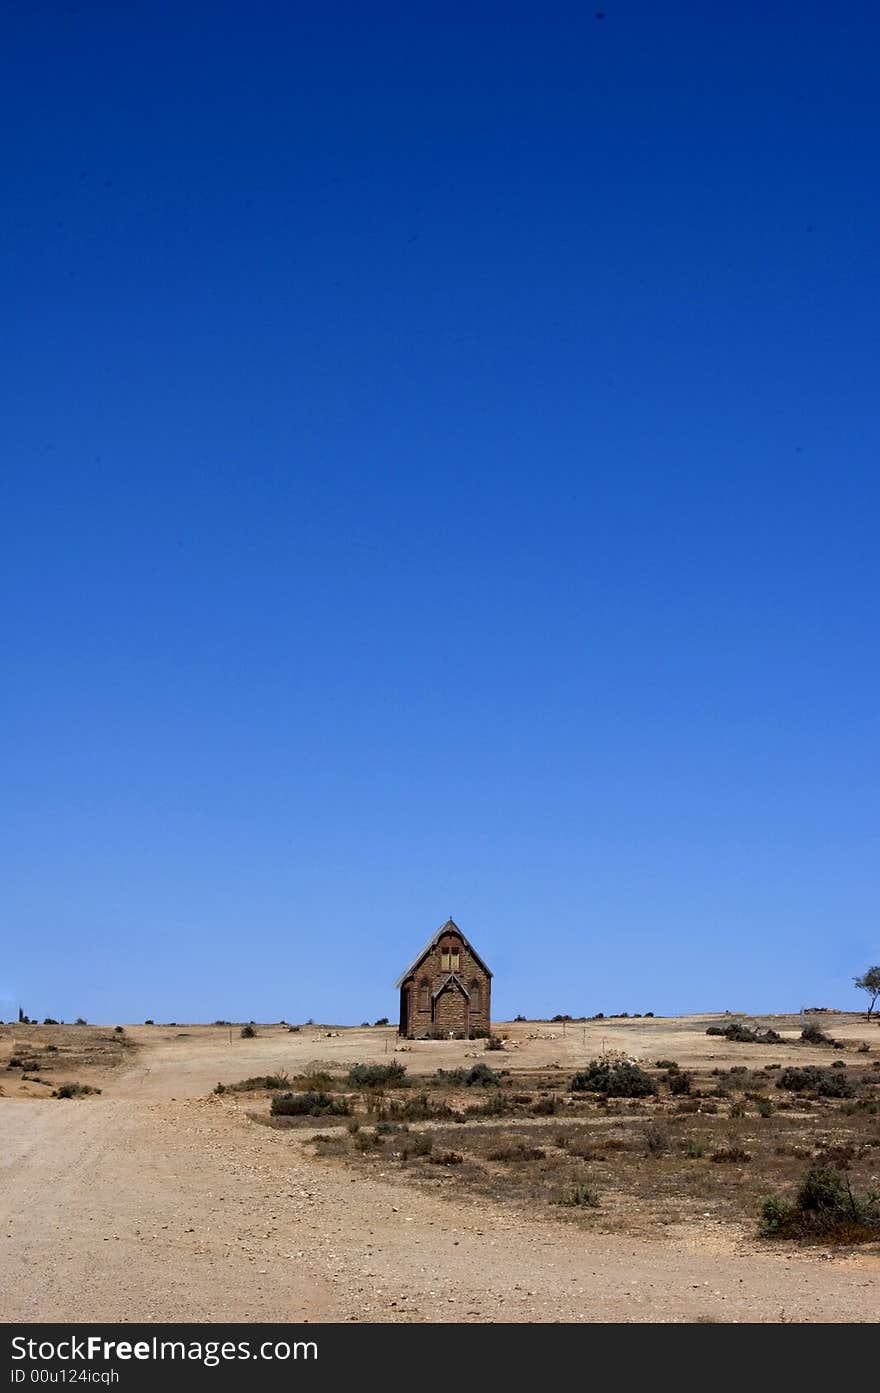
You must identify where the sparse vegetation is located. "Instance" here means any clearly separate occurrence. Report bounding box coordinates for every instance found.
[435,1062,500,1087]
[346,1061,408,1088]
[557,1183,600,1208]
[270,1091,351,1117]
[711,1145,751,1163]
[761,1164,880,1242]
[800,1024,836,1046]
[239,1025,256,1038]
[570,1060,657,1097]
[214,1073,290,1094]
[705,1022,782,1044]
[52,1082,101,1098]
[776,1066,854,1098]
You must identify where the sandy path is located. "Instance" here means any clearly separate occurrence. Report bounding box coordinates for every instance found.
[1,1018,877,1322]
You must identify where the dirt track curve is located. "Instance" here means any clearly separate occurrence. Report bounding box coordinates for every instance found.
[2,1019,877,1323]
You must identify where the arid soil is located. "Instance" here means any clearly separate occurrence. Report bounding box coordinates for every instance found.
[1,1014,878,1323]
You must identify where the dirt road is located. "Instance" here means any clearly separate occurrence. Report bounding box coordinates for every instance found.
[1,1019,877,1322]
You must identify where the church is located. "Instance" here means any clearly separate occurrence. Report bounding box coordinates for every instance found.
[395,918,492,1037]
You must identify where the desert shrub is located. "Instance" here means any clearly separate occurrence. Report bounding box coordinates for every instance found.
[52,1082,101,1098]
[655,1059,679,1071]
[42,1018,59,1025]
[557,1183,600,1208]
[240,1025,256,1038]
[466,1092,513,1118]
[800,1024,836,1046]
[270,1091,350,1117]
[776,1066,854,1098]
[674,1096,700,1114]
[437,1062,500,1088]
[530,1096,559,1116]
[484,1036,505,1051]
[214,1073,290,1094]
[668,1070,692,1096]
[570,1060,657,1097]
[389,1092,453,1122]
[8,1056,41,1071]
[431,1150,464,1165]
[296,1070,334,1091]
[858,1042,870,1053]
[114,1026,124,1034]
[755,1097,774,1117]
[374,1120,404,1136]
[468,1027,489,1039]
[706,1022,781,1045]
[464,1062,500,1087]
[711,1145,751,1163]
[729,1101,747,1119]
[761,1164,880,1242]
[642,1122,669,1156]
[405,1133,433,1158]
[435,1067,467,1086]
[346,1061,408,1089]
[74,1017,87,1026]
[373,1018,389,1027]
[683,1137,706,1158]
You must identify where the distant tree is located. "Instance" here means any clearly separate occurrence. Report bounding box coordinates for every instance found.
[854,965,880,1016]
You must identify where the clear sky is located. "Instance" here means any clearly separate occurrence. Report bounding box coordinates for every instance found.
[3,2,878,1026]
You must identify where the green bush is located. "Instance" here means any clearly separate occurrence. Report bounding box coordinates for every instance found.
[706,1022,782,1044]
[776,1066,854,1098]
[800,1024,836,1046]
[435,1062,500,1087]
[761,1164,880,1241]
[346,1061,408,1088]
[240,1025,256,1038]
[270,1091,350,1117]
[668,1070,691,1095]
[570,1060,657,1097]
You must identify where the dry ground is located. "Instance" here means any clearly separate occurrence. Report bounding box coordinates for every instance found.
[1,1013,878,1323]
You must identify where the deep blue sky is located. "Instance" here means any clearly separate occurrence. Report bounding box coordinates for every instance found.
[3,3,878,1024]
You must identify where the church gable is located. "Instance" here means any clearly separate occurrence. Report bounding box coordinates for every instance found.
[396,919,492,1038]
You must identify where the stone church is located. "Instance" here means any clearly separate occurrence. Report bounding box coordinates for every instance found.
[396,918,492,1037]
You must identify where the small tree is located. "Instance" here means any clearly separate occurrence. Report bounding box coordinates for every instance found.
[854,965,880,1017]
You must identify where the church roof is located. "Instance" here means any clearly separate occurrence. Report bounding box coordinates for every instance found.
[394,918,493,988]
